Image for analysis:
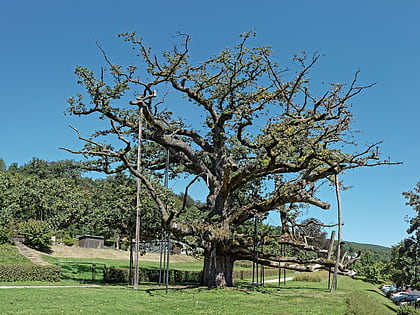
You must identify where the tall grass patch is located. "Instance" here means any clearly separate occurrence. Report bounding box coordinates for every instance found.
[293,270,329,282]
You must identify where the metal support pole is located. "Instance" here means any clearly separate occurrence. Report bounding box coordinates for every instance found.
[129,234,133,285]
[253,216,259,286]
[165,233,171,293]
[159,236,164,285]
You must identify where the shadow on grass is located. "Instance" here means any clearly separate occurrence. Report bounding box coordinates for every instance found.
[35,246,53,254]
[142,284,202,296]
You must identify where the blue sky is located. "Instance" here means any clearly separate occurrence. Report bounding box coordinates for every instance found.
[1,0,419,247]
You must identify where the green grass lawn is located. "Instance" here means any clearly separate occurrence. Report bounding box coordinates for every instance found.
[0,244,33,265]
[0,246,400,314]
[0,276,398,315]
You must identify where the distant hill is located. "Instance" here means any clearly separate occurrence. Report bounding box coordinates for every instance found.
[342,241,392,262]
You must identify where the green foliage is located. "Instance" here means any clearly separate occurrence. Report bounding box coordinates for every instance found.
[352,251,389,282]
[298,218,329,249]
[0,224,11,244]
[397,305,420,315]
[0,264,60,282]
[62,234,77,246]
[0,158,6,171]
[390,182,420,288]
[343,241,392,261]
[19,219,52,251]
[0,159,175,242]
[0,160,95,231]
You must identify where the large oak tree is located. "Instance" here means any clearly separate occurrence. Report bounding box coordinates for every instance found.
[64,32,393,287]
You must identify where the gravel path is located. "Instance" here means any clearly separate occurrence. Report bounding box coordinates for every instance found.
[0,285,103,289]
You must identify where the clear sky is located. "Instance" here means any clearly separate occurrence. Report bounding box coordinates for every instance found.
[1,0,419,248]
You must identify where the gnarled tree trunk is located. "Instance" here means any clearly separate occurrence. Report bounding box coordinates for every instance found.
[201,243,235,288]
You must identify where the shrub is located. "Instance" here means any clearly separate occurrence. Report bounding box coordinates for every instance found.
[0,225,11,244]
[19,220,52,251]
[397,305,420,315]
[62,234,77,246]
[0,264,61,282]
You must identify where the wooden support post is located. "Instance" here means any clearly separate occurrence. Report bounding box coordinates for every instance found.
[330,174,342,293]
[133,107,143,290]
[327,230,336,261]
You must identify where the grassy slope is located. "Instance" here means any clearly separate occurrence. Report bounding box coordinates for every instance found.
[0,244,33,265]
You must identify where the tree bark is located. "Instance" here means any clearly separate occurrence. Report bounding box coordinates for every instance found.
[201,243,235,288]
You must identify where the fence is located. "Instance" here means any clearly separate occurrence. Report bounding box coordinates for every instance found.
[57,262,106,282]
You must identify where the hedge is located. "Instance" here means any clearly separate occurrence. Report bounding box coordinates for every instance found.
[104,268,202,284]
[0,264,61,282]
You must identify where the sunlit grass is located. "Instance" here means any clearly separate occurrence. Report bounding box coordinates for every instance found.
[0,245,33,265]
[0,277,398,315]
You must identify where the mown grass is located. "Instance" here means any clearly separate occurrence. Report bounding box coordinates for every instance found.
[0,276,398,314]
[0,246,399,314]
[0,283,341,315]
[0,245,33,265]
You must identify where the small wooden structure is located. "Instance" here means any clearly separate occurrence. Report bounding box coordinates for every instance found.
[78,235,104,248]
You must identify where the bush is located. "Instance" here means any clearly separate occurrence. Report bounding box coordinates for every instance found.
[19,220,52,251]
[62,234,77,246]
[0,225,11,244]
[397,305,420,315]
[0,264,61,282]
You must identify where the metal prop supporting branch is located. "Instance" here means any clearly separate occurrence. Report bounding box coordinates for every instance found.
[252,215,264,286]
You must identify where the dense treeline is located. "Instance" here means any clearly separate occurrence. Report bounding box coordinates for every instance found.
[388,182,420,289]
[0,158,203,246]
